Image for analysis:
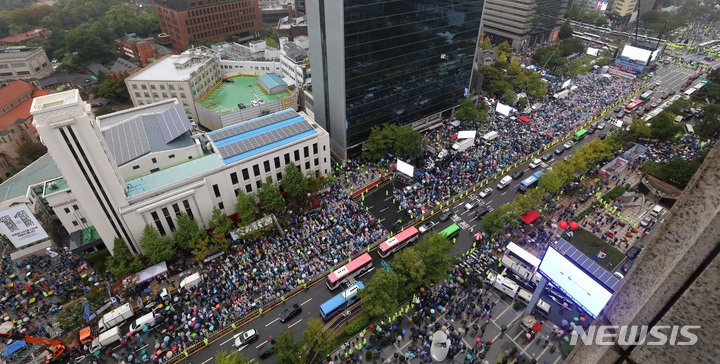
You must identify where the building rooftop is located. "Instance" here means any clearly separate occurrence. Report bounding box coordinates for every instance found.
[98,100,193,166]
[37,74,97,88]
[0,84,48,134]
[126,48,214,82]
[0,29,50,44]
[258,73,287,92]
[0,80,34,106]
[110,58,140,74]
[43,177,70,196]
[0,154,61,202]
[197,75,292,114]
[126,153,225,197]
[208,109,317,164]
[0,46,42,59]
[87,63,110,76]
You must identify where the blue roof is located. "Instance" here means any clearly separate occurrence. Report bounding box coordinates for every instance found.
[258,73,287,90]
[0,154,61,202]
[126,154,225,197]
[209,110,317,165]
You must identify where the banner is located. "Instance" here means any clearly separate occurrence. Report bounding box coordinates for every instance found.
[0,205,49,248]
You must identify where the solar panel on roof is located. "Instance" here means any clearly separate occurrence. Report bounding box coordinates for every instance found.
[208,110,299,142]
[156,104,192,143]
[553,239,621,291]
[103,117,151,166]
[216,120,314,160]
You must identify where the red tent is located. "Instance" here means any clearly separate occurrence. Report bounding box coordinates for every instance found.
[450,134,458,140]
[521,210,541,224]
[519,116,531,123]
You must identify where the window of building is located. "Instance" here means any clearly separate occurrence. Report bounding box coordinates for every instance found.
[152,158,157,163]
[152,92,159,97]
[313,143,318,154]
[314,158,319,166]
[180,93,186,98]
[11,63,26,68]
[304,146,309,158]
[284,153,290,164]
[169,85,175,90]
[294,150,300,161]
[183,200,194,220]
[80,217,87,224]
[160,84,166,90]
[132,84,138,89]
[264,160,270,172]
[172,203,181,216]
[169,154,175,159]
[138,100,144,105]
[17,71,29,75]
[72,220,78,226]
[135,92,141,97]
[73,205,79,210]
[171,93,177,97]
[162,93,168,98]
[144,92,150,97]
[245,184,252,193]
[182,101,188,106]
[253,164,260,176]
[133,165,140,170]
[213,184,220,197]
[242,168,249,180]
[276,172,282,181]
[305,161,310,170]
[151,211,166,235]
[141,84,147,90]
[234,188,239,196]
[162,207,175,231]
[274,156,280,169]
[218,201,224,210]
[150,85,156,90]
[256,180,262,189]
[64,207,70,213]
[230,172,238,184]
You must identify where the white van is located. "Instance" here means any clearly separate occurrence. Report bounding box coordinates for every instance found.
[516,289,551,316]
[129,313,156,333]
[488,274,519,297]
[482,131,499,142]
[497,176,513,189]
[650,205,664,217]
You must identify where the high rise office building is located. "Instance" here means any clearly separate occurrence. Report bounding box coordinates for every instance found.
[307,0,485,159]
[482,0,568,51]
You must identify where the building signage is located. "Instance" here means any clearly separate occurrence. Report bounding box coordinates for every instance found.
[0,205,49,248]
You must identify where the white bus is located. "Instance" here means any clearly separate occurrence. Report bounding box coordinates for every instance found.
[486,272,519,297]
[502,242,541,282]
[685,123,694,134]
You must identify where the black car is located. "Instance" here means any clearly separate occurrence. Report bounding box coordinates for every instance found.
[511,170,525,179]
[438,210,453,222]
[541,153,553,162]
[279,303,302,323]
[626,246,643,260]
[586,127,595,134]
[621,259,634,273]
[238,103,246,109]
[476,206,491,218]
[91,102,103,107]
[599,133,607,140]
[258,340,276,358]
[223,78,235,83]
[554,148,564,155]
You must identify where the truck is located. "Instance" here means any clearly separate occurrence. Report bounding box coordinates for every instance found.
[451,138,474,152]
[98,303,134,332]
[485,272,519,298]
[179,272,202,290]
[497,175,513,189]
[89,326,122,353]
[0,332,80,362]
[482,131,499,142]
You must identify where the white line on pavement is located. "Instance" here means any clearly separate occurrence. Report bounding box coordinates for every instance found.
[202,358,214,364]
[255,340,268,349]
[220,333,241,346]
[265,318,280,327]
[300,298,313,306]
[359,267,374,278]
[288,319,303,328]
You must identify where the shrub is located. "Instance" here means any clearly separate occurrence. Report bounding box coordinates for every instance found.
[412,315,420,324]
[513,301,522,310]
[366,350,373,361]
[512,346,518,354]
[343,316,369,337]
[382,337,389,346]
[601,186,626,202]
[462,280,470,288]
[500,292,507,300]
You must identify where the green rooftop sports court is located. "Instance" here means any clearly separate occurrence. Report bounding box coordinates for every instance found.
[197,75,292,115]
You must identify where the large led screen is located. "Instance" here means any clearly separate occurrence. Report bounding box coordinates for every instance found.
[538,247,614,318]
[620,45,653,66]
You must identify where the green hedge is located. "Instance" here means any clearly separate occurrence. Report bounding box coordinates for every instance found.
[601,186,626,202]
[343,315,370,337]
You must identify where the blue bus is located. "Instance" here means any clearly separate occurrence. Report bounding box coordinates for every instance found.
[519,171,544,192]
[319,282,365,321]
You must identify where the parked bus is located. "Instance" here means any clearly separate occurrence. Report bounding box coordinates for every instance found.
[502,242,541,282]
[378,226,420,258]
[319,282,365,320]
[439,224,460,239]
[683,87,697,98]
[625,99,643,112]
[518,171,544,192]
[326,253,373,290]
[640,90,654,100]
[573,129,588,141]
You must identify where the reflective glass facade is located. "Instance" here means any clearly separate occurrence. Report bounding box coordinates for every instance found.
[308,0,484,158]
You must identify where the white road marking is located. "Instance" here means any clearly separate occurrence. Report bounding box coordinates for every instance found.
[300,298,313,306]
[220,333,241,346]
[202,358,214,364]
[265,318,280,327]
[255,340,268,349]
[288,319,303,328]
[501,192,507,196]
[359,267,374,278]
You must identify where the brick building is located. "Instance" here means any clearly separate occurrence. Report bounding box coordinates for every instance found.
[0,80,47,176]
[153,0,261,51]
[116,33,174,66]
[0,28,51,46]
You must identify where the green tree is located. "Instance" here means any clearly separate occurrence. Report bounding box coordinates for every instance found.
[58,301,86,331]
[139,224,174,264]
[559,20,573,40]
[415,232,454,283]
[650,112,682,141]
[503,89,517,104]
[454,96,487,126]
[94,106,115,116]
[214,350,254,364]
[391,248,426,297]
[107,237,142,278]
[479,36,492,50]
[303,318,334,363]
[258,177,285,211]
[282,163,308,201]
[275,330,305,364]
[235,190,258,225]
[193,237,211,261]
[359,268,399,317]
[95,75,130,102]
[538,168,564,195]
[481,209,506,236]
[628,119,652,138]
[208,206,232,250]
[174,212,205,251]
[15,141,47,165]
[363,124,423,160]
[64,27,109,62]
[494,41,512,57]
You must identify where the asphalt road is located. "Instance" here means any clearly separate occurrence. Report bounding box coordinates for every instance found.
[73,58,698,364]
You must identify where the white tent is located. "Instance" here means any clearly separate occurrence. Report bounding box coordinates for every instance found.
[134,261,168,283]
[496,103,514,116]
[396,159,414,178]
[457,130,477,140]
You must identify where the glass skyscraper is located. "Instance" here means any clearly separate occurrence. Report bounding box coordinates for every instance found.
[308,0,485,159]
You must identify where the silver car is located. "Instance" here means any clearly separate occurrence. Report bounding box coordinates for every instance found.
[418,221,436,234]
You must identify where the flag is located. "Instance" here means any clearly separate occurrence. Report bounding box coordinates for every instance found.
[83,301,91,322]
[596,250,606,260]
